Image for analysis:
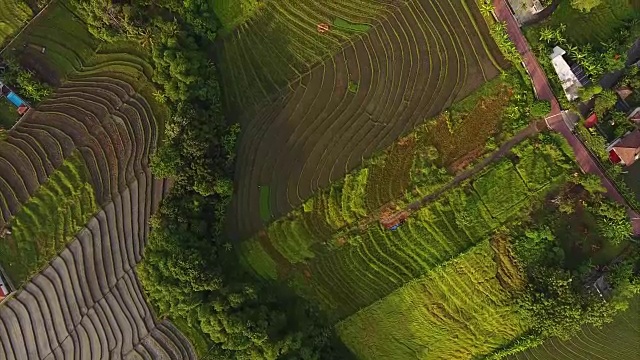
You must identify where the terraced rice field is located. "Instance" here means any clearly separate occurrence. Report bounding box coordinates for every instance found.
[0,0,31,46]
[0,173,195,359]
[241,136,574,320]
[2,1,100,83]
[509,297,640,360]
[0,151,97,286]
[223,0,509,239]
[0,59,162,231]
[337,241,529,360]
[540,0,640,45]
[0,3,192,357]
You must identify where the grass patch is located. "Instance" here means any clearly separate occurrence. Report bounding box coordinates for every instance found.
[239,240,278,280]
[537,0,640,45]
[0,0,32,46]
[347,80,359,94]
[333,18,371,33]
[515,296,640,360]
[473,160,529,217]
[259,185,271,222]
[336,241,530,360]
[0,97,18,129]
[512,140,560,190]
[0,150,97,286]
[551,186,629,268]
[268,217,316,264]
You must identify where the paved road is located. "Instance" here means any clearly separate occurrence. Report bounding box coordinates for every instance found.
[493,0,640,235]
[493,0,561,115]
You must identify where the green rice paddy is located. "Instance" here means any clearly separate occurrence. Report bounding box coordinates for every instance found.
[338,241,530,360]
[0,151,97,286]
[0,0,31,46]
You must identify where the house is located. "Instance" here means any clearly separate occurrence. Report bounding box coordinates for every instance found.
[616,86,633,102]
[0,273,10,302]
[549,46,586,101]
[584,113,598,128]
[608,129,640,165]
[591,275,612,300]
[380,210,409,231]
[0,282,7,302]
[507,0,545,25]
[628,106,640,125]
[0,80,30,115]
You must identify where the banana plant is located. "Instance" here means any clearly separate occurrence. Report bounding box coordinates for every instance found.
[539,27,554,43]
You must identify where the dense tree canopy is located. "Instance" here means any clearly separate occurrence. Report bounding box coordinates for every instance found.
[510,178,640,346]
[1,57,52,103]
[69,1,346,358]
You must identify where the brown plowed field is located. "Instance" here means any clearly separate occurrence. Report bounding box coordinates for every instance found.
[0,174,196,360]
[223,0,508,239]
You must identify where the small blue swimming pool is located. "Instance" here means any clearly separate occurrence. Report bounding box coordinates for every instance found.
[6,92,26,107]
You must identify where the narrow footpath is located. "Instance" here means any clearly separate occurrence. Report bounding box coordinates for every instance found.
[409,120,542,210]
[493,0,640,235]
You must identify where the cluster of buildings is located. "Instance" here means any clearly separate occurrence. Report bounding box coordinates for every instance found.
[548,46,640,167]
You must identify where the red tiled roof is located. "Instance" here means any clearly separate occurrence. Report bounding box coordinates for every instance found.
[585,113,598,128]
[612,129,640,165]
[17,105,29,115]
[616,86,633,100]
[609,149,622,164]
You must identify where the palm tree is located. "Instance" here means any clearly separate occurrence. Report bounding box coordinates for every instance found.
[619,29,630,39]
[539,27,554,43]
[573,50,587,62]
[601,40,616,51]
[137,28,154,49]
[152,90,166,104]
[558,23,567,32]
[480,2,494,17]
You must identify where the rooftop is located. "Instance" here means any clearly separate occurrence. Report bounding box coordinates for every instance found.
[549,46,583,101]
[611,129,640,166]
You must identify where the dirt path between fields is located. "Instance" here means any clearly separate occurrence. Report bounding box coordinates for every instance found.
[408,120,543,210]
[332,120,544,236]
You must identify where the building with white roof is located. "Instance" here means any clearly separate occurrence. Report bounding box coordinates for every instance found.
[549,46,584,101]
